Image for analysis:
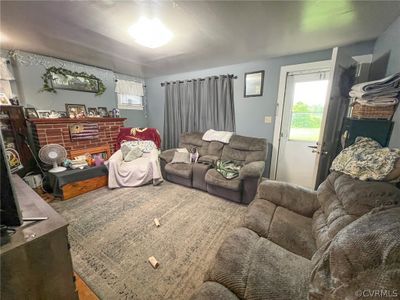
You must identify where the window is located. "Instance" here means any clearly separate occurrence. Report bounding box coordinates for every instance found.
[288,80,329,141]
[117,94,143,110]
[115,79,144,110]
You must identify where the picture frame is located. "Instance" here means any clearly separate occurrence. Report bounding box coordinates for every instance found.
[97,107,108,117]
[37,109,51,118]
[58,111,68,118]
[0,92,11,105]
[65,103,87,118]
[244,70,265,97]
[50,71,100,93]
[24,107,39,119]
[87,107,98,117]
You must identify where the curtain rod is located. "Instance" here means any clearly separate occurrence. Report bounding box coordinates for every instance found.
[160,75,237,87]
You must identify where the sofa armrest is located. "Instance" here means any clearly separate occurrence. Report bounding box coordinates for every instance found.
[257,180,319,217]
[239,161,265,179]
[159,149,177,163]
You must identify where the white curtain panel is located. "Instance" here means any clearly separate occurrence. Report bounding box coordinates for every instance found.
[115,79,144,97]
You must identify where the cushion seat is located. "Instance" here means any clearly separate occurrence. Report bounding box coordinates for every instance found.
[191,282,239,300]
[198,155,220,165]
[205,169,241,191]
[243,198,276,238]
[268,206,316,259]
[205,227,312,300]
[165,163,193,179]
[244,199,316,259]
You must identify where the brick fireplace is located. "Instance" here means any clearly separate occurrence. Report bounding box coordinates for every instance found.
[28,117,126,157]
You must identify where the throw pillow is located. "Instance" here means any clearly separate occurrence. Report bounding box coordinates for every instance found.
[124,146,143,162]
[123,140,156,153]
[171,151,190,164]
[121,143,132,159]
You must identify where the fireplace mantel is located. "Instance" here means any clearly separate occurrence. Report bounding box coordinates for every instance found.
[29,117,126,157]
[28,117,126,124]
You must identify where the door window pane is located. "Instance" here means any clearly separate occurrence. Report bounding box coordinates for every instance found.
[289,80,328,141]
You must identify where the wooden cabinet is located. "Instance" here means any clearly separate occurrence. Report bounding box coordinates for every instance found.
[0,106,34,175]
[0,175,78,300]
[341,118,394,147]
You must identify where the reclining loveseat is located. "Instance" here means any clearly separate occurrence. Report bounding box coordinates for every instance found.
[159,132,267,204]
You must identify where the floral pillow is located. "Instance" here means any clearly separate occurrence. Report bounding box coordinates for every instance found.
[122,140,156,153]
[120,143,143,162]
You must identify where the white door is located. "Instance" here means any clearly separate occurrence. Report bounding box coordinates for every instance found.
[276,69,330,188]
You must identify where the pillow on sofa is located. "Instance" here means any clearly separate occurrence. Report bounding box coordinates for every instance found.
[123,140,156,153]
[121,143,132,158]
[124,147,143,162]
[171,152,190,164]
[121,143,143,162]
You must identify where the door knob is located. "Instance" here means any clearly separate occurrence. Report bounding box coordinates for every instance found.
[308,145,318,149]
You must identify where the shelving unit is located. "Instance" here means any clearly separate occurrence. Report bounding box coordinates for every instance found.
[0,105,34,175]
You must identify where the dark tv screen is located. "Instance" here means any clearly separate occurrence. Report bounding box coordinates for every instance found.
[0,132,22,227]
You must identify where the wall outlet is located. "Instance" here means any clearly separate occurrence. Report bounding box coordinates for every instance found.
[264,116,272,124]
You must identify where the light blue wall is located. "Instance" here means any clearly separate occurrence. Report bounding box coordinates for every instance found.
[373,16,400,148]
[146,41,375,145]
[7,51,148,128]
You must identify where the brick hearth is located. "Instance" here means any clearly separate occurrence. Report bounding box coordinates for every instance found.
[28,117,126,157]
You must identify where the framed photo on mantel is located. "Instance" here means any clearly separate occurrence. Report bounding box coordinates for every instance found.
[244,70,265,97]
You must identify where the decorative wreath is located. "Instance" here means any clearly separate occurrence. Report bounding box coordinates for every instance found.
[41,66,106,96]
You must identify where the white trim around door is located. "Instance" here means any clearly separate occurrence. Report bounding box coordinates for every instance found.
[270,60,332,180]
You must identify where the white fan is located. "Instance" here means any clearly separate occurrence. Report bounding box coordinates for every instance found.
[39,144,67,173]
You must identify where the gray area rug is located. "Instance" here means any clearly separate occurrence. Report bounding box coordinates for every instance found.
[51,181,246,300]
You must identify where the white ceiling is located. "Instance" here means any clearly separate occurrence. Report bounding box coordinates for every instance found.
[1,1,399,78]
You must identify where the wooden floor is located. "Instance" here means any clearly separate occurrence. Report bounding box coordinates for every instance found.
[34,188,99,299]
[75,273,99,300]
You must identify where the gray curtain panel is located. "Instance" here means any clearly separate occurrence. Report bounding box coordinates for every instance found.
[163,76,235,149]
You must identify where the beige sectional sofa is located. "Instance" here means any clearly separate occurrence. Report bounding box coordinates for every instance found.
[191,172,400,299]
[160,132,267,204]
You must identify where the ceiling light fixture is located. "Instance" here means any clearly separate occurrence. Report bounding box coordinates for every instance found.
[128,17,173,49]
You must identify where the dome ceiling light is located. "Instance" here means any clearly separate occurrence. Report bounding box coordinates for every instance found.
[128,17,173,49]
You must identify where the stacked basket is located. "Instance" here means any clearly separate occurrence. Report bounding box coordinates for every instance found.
[350,73,400,120]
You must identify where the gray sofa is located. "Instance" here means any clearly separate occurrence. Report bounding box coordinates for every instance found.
[191,172,400,299]
[160,132,267,204]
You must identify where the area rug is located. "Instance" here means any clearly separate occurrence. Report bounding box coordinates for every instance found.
[51,181,247,299]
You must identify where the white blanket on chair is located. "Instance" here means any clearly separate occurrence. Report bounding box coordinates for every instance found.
[106,148,163,188]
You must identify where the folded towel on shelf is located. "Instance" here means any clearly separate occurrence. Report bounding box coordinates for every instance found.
[349,72,400,109]
[349,89,400,100]
[350,72,400,93]
[355,97,399,107]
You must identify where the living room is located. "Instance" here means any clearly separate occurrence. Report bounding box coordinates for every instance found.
[1,1,400,300]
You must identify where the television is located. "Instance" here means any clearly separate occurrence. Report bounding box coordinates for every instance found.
[0,132,22,227]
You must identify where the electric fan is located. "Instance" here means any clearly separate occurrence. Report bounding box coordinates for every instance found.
[38,144,67,173]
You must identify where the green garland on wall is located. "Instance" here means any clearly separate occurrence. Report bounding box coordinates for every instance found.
[41,66,106,96]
